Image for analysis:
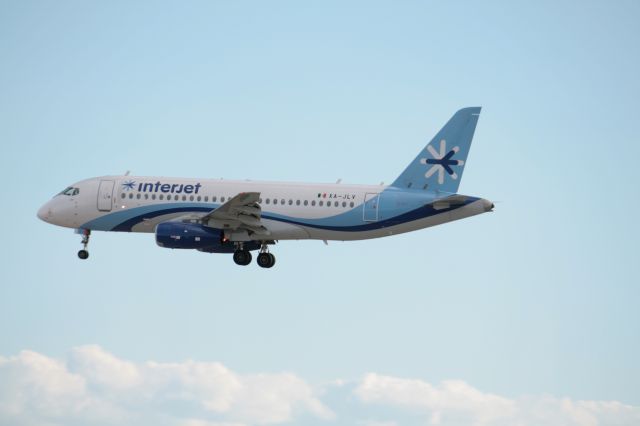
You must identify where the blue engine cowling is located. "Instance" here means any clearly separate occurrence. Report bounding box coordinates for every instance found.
[155,222,261,253]
[156,222,227,250]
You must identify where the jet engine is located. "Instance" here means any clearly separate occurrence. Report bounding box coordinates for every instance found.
[155,222,263,253]
[156,222,228,250]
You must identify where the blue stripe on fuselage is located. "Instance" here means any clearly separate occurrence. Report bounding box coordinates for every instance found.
[80,197,479,233]
[266,197,478,232]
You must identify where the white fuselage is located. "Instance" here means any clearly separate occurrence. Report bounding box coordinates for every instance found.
[37,175,492,242]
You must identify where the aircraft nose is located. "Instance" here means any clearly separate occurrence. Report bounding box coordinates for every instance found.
[37,202,53,223]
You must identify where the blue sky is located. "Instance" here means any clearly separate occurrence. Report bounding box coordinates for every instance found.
[1,1,639,425]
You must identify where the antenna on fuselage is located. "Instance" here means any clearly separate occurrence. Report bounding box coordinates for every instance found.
[336,178,342,184]
[124,170,131,176]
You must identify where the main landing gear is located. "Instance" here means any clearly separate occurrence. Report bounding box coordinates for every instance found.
[78,229,90,260]
[256,244,275,269]
[232,248,252,266]
[232,242,275,268]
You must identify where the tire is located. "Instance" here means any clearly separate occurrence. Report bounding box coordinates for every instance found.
[266,253,276,268]
[78,250,89,260]
[233,250,250,266]
[257,252,272,268]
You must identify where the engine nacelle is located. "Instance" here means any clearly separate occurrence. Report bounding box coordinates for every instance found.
[156,222,264,253]
[156,222,229,250]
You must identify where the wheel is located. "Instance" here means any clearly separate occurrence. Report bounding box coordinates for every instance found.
[233,250,251,266]
[257,252,273,268]
[266,253,275,268]
[233,250,245,265]
[78,250,89,260]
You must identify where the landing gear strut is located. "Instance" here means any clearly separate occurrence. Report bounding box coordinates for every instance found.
[257,243,275,269]
[78,229,90,260]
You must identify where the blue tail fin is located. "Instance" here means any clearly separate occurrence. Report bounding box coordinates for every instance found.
[391,107,481,193]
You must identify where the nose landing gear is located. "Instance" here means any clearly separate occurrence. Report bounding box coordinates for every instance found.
[78,229,90,260]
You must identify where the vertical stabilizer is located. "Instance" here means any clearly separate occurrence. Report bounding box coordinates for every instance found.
[391,107,481,193]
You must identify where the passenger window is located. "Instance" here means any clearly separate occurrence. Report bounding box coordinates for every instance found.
[266,198,270,204]
[296,200,300,206]
[350,202,354,207]
[281,199,285,205]
[311,200,316,206]
[327,202,331,208]
[152,194,156,200]
[204,196,208,202]
[304,200,308,206]
[190,195,194,201]
[342,201,346,207]
[334,201,339,207]
[213,196,217,202]
[319,201,324,206]
[129,193,133,199]
[288,199,292,205]
[221,197,226,202]
[121,193,126,199]
[182,195,187,201]
[197,196,201,202]
[144,194,149,199]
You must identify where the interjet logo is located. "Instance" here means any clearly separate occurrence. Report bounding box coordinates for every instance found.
[420,139,464,184]
[122,180,136,191]
[121,180,202,194]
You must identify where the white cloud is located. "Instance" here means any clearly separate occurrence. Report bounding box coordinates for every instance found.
[176,420,245,426]
[0,350,127,426]
[0,346,332,426]
[357,421,399,426]
[355,373,515,425]
[354,373,640,426]
[68,344,142,390]
[1,347,639,426]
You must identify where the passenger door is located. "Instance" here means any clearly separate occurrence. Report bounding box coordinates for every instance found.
[363,192,380,222]
[97,180,115,212]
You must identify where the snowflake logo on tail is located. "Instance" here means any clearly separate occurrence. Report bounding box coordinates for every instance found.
[419,139,464,184]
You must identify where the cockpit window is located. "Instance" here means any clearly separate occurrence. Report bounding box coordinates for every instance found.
[58,187,79,196]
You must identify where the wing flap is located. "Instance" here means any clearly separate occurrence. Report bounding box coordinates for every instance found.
[201,192,269,235]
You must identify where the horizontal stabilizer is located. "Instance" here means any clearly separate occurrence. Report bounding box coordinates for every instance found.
[430,194,469,210]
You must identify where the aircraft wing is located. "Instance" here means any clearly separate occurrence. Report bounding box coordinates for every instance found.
[201,192,269,235]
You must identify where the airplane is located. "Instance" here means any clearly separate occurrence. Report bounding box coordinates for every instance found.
[37,107,493,268]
